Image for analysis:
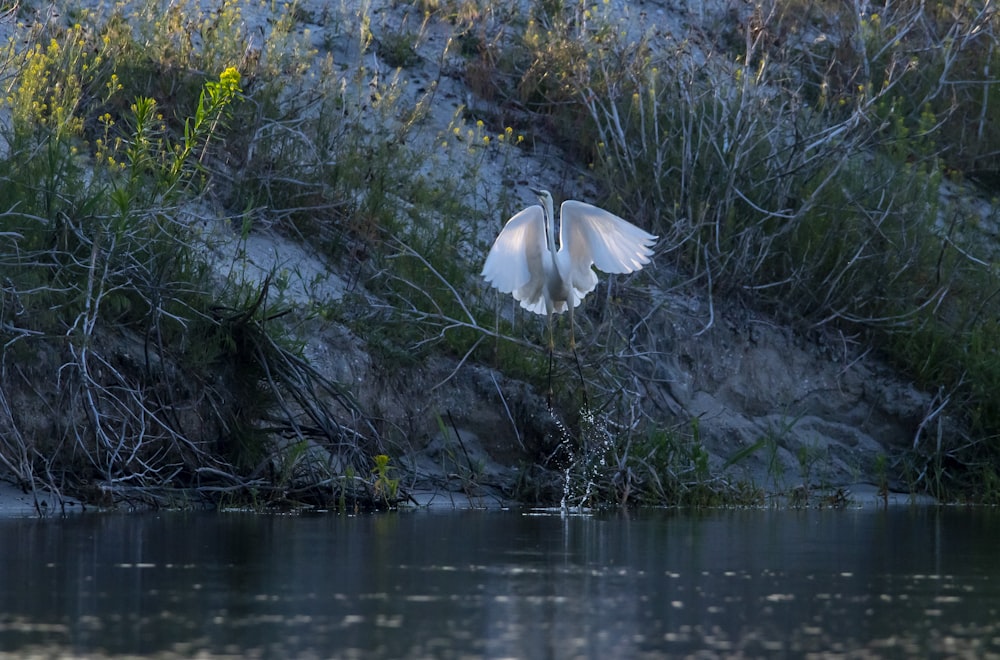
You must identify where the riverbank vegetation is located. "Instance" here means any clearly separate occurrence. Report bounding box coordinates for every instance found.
[0,0,998,510]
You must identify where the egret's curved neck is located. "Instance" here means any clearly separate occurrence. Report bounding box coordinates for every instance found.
[542,195,558,257]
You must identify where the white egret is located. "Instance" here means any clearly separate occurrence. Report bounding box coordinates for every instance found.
[482,189,657,405]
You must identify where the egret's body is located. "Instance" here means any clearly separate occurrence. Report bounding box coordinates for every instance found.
[482,189,656,331]
[482,189,657,405]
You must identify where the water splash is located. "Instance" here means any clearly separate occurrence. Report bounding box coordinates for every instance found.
[557,405,615,513]
[561,465,571,515]
[553,413,573,514]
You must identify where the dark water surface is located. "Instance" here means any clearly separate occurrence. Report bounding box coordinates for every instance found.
[0,507,998,658]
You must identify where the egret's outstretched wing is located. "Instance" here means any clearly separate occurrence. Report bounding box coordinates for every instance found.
[559,200,657,300]
[481,205,549,314]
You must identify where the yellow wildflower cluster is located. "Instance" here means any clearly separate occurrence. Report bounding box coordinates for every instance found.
[8,34,93,140]
[443,120,524,151]
[218,66,243,97]
[95,112,125,171]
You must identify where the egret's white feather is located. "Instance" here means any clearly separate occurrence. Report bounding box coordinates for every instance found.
[481,205,542,293]
[559,200,656,276]
[481,205,549,313]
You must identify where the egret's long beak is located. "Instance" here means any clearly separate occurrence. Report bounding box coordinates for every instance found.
[529,186,543,196]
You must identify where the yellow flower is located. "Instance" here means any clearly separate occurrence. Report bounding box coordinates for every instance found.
[219,66,242,94]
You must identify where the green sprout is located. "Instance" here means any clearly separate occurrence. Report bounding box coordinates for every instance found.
[371,454,400,505]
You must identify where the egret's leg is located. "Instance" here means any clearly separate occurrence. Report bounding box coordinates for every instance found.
[567,303,589,411]
[546,309,555,410]
[567,300,576,351]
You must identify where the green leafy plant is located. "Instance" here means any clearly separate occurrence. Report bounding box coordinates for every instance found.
[371,454,400,506]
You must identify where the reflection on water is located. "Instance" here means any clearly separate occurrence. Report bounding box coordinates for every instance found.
[0,508,999,658]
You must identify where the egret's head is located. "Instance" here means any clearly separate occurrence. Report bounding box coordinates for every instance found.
[529,187,552,206]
